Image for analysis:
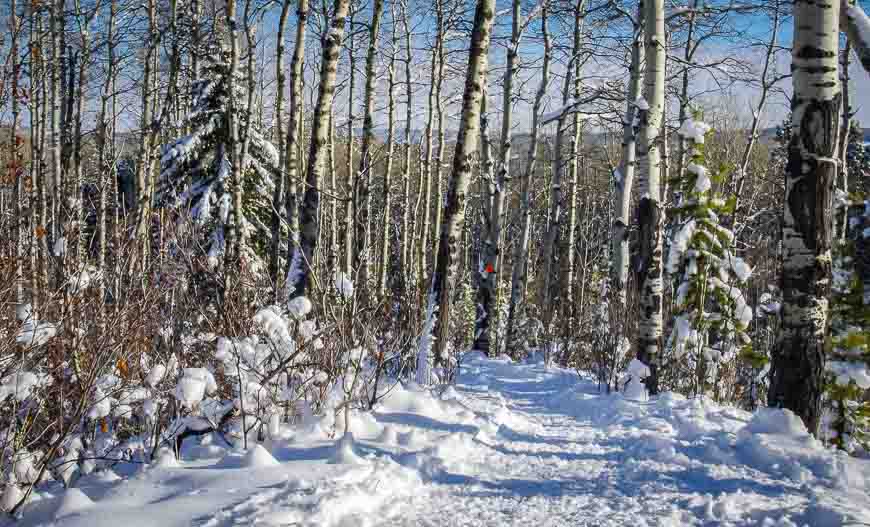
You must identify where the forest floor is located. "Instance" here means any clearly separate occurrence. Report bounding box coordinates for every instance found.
[11,353,870,527]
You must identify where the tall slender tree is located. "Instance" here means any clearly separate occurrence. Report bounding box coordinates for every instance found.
[768,0,841,434]
[612,4,644,304]
[355,0,385,296]
[425,0,495,379]
[287,0,352,297]
[635,0,666,395]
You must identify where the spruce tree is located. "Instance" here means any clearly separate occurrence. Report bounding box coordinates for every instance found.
[156,46,281,272]
[665,119,753,398]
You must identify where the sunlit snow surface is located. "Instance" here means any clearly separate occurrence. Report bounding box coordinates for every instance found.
[10,353,870,526]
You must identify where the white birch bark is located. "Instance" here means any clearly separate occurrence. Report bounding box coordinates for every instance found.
[612,5,644,304]
[507,4,552,355]
[287,0,351,297]
[355,0,385,295]
[284,0,309,289]
[635,0,666,395]
[428,0,495,375]
[472,0,521,355]
[767,0,841,435]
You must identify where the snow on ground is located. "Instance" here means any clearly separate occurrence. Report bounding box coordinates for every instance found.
[9,353,870,527]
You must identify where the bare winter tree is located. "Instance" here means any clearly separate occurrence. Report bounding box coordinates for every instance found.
[287,0,352,298]
[425,0,495,379]
[354,0,385,299]
[611,3,644,305]
[768,0,842,434]
[635,0,666,395]
[473,0,542,356]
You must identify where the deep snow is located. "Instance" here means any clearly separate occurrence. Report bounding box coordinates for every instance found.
[9,353,870,526]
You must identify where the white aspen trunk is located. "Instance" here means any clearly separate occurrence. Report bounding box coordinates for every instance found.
[539,1,579,329]
[612,5,644,303]
[473,81,497,354]
[674,0,699,181]
[270,0,293,294]
[399,0,413,295]
[283,0,309,291]
[10,0,24,314]
[287,0,351,297]
[428,0,495,375]
[635,0,666,395]
[29,11,46,316]
[417,33,438,293]
[561,119,580,343]
[378,8,398,298]
[767,0,841,435]
[134,0,158,263]
[328,109,338,272]
[506,5,551,356]
[224,0,245,265]
[431,4,446,266]
[838,41,850,241]
[472,0,520,355]
[355,0,385,296]
[343,8,357,274]
[96,0,117,321]
[49,0,62,285]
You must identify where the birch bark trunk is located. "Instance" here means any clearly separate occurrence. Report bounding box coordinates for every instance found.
[767,0,841,435]
[355,0,385,295]
[287,0,351,297]
[378,8,398,298]
[472,0,520,355]
[612,5,644,304]
[507,4,551,356]
[270,0,293,295]
[283,0,309,291]
[428,0,495,375]
[539,1,581,329]
[635,0,666,395]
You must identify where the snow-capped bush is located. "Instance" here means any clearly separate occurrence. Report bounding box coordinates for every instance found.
[621,359,650,401]
[212,297,331,444]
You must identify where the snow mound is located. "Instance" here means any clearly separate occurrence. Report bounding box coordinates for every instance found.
[152,447,180,468]
[1,484,24,513]
[736,409,860,486]
[242,444,280,468]
[376,425,398,445]
[329,433,365,465]
[216,446,280,469]
[55,488,94,518]
[742,408,807,436]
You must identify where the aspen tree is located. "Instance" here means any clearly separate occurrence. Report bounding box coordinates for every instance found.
[768,0,842,434]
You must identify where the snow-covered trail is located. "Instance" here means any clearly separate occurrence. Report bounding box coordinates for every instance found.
[377,355,845,527]
[14,353,870,527]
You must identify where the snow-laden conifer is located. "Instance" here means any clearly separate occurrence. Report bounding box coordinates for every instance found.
[156,46,281,272]
[665,119,753,397]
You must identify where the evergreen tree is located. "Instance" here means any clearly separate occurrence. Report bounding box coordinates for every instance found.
[156,46,281,272]
[846,120,870,195]
[824,119,870,453]
[665,119,753,398]
[826,236,870,452]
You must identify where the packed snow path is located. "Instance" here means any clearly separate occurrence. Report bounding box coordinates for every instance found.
[14,353,870,526]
